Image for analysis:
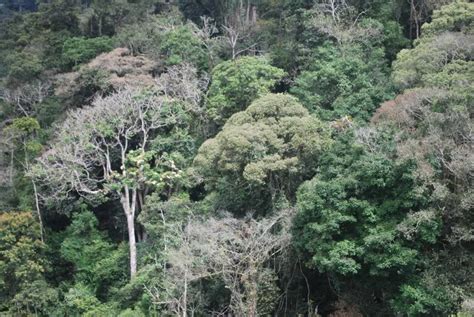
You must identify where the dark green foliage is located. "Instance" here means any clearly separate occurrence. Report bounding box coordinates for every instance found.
[67,66,113,106]
[60,209,127,292]
[5,51,43,86]
[62,36,115,68]
[0,0,472,316]
[291,42,392,121]
[59,282,116,316]
[50,208,129,315]
[159,25,209,70]
[392,273,463,316]
[36,97,65,127]
[36,0,80,33]
[206,56,286,126]
[292,131,447,314]
[381,20,410,61]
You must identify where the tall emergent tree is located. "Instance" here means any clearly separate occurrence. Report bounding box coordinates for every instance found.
[31,86,193,277]
[195,93,331,214]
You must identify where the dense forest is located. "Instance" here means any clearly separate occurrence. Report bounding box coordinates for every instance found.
[0,0,473,315]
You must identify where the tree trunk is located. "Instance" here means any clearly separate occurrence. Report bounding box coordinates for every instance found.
[250,4,257,25]
[98,15,103,36]
[410,0,420,39]
[183,269,188,317]
[121,186,139,278]
[32,179,44,243]
[245,262,258,317]
[126,212,137,277]
[9,150,14,185]
[246,0,250,25]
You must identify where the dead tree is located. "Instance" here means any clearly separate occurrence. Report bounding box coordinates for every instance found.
[222,0,259,59]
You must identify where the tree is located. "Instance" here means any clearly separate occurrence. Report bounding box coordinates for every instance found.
[206,56,285,127]
[1,0,472,314]
[1,117,44,237]
[370,88,473,314]
[392,0,473,90]
[178,0,261,26]
[300,0,398,47]
[4,52,43,87]
[393,32,473,90]
[292,130,445,315]
[220,0,261,59]
[60,209,127,294]
[354,4,474,312]
[116,13,183,56]
[383,0,473,250]
[195,93,331,214]
[421,0,474,36]
[150,208,294,317]
[0,211,57,314]
[116,10,221,71]
[61,36,114,68]
[76,0,155,37]
[36,0,81,33]
[54,47,159,107]
[0,80,52,117]
[159,25,210,71]
[59,282,116,316]
[404,0,459,40]
[290,39,392,121]
[32,85,196,278]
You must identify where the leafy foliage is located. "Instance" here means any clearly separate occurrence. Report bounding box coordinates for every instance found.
[159,25,210,71]
[392,0,474,89]
[292,131,457,314]
[61,209,127,294]
[0,211,57,314]
[291,42,392,121]
[5,52,43,86]
[195,93,331,214]
[206,56,286,126]
[62,36,115,68]
[0,0,472,316]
